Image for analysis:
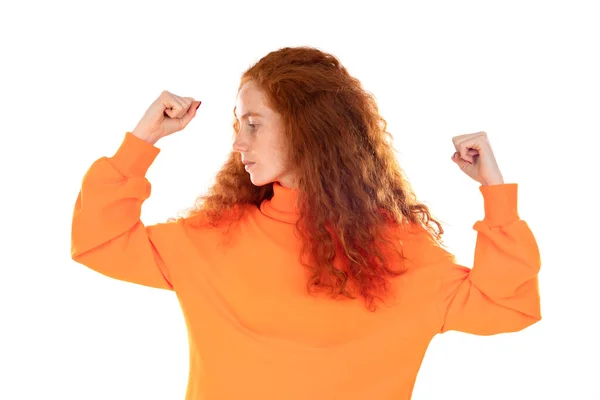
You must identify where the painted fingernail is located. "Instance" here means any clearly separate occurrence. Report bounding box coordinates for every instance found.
[196,102,201,110]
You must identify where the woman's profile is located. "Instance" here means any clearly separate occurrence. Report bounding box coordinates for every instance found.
[71,46,541,399]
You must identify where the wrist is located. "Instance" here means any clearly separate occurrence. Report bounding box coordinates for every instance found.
[481,175,504,186]
[131,130,159,145]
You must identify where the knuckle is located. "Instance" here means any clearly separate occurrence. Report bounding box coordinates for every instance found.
[160,91,172,101]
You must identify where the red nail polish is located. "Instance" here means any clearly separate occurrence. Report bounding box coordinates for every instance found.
[196,102,201,110]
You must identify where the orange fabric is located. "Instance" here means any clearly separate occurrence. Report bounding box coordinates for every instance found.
[71,132,542,399]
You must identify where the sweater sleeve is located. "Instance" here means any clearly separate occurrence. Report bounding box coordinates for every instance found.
[70,132,178,291]
[431,184,541,335]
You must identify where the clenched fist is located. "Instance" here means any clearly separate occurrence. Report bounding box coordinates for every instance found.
[451,131,504,186]
[131,90,201,145]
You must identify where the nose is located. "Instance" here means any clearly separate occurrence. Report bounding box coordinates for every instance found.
[232,132,249,153]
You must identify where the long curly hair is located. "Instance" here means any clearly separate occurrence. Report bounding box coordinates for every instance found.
[181,46,444,310]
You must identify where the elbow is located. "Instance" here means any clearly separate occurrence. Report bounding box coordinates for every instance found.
[496,299,542,335]
[509,311,542,333]
[474,312,542,336]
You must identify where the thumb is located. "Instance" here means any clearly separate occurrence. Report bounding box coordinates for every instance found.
[163,100,201,135]
[451,151,471,169]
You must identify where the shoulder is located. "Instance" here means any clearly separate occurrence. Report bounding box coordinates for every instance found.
[173,203,256,229]
[388,222,455,269]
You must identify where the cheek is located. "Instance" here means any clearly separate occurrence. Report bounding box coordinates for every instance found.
[269,150,289,172]
[270,140,289,163]
[255,127,289,169]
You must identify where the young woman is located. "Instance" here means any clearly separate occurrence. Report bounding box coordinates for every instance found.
[71,46,541,399]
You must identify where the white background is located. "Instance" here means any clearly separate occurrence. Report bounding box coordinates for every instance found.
[1,0,598,399]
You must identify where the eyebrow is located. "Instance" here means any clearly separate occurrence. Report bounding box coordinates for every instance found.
[236,111,264,120]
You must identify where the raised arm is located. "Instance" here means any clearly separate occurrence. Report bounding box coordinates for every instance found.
[430,184,541,335]
[71,132,177,289]
[71,91,201,290]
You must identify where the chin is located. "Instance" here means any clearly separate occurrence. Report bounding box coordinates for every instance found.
[249,174,276,187]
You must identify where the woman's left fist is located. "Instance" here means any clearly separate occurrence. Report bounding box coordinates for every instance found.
[451,131,504,186]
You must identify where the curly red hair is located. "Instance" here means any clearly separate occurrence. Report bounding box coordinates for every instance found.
[181,46,443,310]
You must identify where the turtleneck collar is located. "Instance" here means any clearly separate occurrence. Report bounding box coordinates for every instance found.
[259,182,300,224]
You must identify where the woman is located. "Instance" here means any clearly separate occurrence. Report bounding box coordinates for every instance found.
[71,46,541,399]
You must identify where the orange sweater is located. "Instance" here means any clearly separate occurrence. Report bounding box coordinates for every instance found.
[71,132,542,399]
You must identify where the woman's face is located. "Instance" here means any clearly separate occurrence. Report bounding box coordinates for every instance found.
[233,80,297,188]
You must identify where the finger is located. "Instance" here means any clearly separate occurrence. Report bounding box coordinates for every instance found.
[454,140,475,163]
[177,97,197,118]
[451,133,473,143]
[458,137,485,161]
[178,100,202,128]
[157,91,176,115]
[182,97,195,108]
[163,99,183,118]
[163,96,187,119]
[176,96,194,114]
[451,151,471,169]
[454,132,488,149]
[451,132,478,148]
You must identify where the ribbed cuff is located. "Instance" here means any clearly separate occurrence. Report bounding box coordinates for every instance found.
[108,132,161,177]
[479,183,519,227]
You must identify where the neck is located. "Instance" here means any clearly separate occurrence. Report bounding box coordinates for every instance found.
[259,181,300,224]
[275,174,298,190]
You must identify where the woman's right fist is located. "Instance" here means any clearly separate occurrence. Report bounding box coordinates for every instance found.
[131,90,201,145]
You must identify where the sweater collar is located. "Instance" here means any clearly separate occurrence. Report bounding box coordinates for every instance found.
[259,182,300,224]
